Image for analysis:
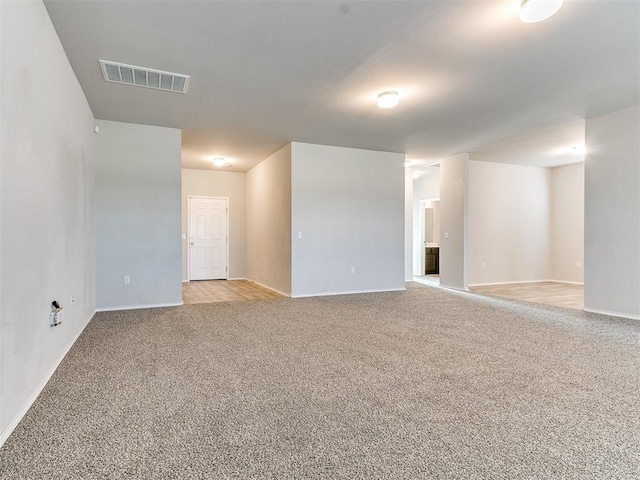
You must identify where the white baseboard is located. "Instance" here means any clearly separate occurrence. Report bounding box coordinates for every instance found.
[246,279,290,297]
[95,301,183,312]
[182,280,189,283]
[290,287,406,299]
[0,309,97,448]
[228,277,247,281]
[467,279,583,287]
[583,307,640,321]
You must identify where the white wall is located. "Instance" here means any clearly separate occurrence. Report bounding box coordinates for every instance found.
[290,143,405,297]
[181,169,246,281]
[1,0,95,445]
[95,120,182,310]
[551,163,584,283]
[439,154,468,290]
[412,170,440,275]
[246,144,292,295]
[585,105,640,319]
[467,161,551,286]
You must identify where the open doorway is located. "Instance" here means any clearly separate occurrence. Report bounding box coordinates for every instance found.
[412,164,441,287]
[415,197,440,286]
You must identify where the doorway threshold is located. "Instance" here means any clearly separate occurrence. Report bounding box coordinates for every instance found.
[413,275,440,287]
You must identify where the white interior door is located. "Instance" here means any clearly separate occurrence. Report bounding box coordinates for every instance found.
[189,197,228,280]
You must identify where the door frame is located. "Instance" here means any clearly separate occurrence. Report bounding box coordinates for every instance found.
[187,195,230,282]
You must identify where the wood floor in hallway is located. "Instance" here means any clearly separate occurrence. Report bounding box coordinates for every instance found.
[469,281,584,310]
[183,279,285,304]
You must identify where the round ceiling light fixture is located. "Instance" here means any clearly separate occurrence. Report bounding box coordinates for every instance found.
[520,0,564,23]
[212,157,227,167]
[377,91,400,109]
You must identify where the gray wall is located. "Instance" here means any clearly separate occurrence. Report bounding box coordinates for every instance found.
[585,105,640,319]
[181,169,246,280]
[246,144,292,295]
[95,120,182,310]
[467,161,552,286]
[439,153,468,290]
[291,143,405,297]
[551,163,584,283]
[1,0,95,444]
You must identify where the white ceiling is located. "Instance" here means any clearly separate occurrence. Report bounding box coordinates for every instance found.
[44,0,640,172]
[470,118,585,168]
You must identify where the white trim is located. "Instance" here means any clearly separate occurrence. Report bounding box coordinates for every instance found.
[228,277,247,281]
[182,279,189,283]
[246,279,290,297]
[548,279,584,285]
[95,301,183,312]
[187,195,230,281]
[0,309,97,448]
[290,287,406,298]
[467,279,583,287]
[583,307,640,321]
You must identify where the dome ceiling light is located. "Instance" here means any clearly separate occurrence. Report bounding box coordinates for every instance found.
[520,0,564,23]
[377,91,400,109]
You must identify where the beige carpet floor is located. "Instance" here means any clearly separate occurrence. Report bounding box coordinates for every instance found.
[1,283,639,479]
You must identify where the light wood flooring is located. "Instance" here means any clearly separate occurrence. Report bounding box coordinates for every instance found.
[182,279,285,305]
[469,281,583,310]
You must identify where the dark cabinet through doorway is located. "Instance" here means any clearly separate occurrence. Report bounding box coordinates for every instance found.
[425,247,439,275]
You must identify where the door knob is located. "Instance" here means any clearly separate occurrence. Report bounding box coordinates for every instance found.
[190,241,194,246]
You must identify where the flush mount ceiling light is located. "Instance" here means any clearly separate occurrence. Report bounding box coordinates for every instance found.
[99,60,190,94]
[212,157,227,167]
[520,0,564,23]
[377,91,400,109]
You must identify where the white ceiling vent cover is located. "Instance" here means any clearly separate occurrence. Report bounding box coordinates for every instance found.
[99,60,190,94]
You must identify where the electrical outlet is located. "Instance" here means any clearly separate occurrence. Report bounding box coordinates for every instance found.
[481,262,485,268]
[576,261,582,268]
[444,232,449,239]
[70,296,75,308]
[351,266,356,274]
[124,275,131,284]
[256,261,260,268]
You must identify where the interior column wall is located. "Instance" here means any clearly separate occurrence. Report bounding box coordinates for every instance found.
[584,105,640,319]
[439,153,468,290]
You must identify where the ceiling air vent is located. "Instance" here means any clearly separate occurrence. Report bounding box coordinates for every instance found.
[99,60,190,94]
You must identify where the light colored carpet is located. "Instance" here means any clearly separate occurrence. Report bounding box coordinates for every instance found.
[1,283,639,479]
